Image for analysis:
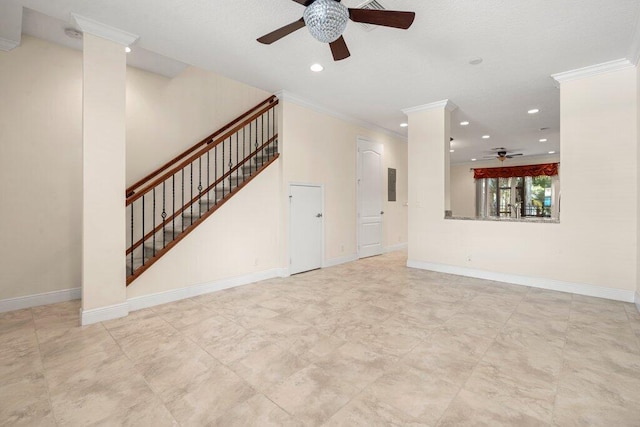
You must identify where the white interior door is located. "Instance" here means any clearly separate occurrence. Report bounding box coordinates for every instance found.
[358,139,384,258]
[290,184,323,275]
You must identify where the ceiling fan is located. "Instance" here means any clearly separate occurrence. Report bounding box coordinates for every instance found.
[483,148,524,162]
[257,0,416,61]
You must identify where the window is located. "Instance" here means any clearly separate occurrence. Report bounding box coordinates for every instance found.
[474,163,559,219]
[481,175,555,218]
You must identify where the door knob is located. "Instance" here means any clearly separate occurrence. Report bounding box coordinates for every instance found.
[316,213,323,218]
[380,211,385,215]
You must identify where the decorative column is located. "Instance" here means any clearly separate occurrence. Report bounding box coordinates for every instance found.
[401,100,456,260]
[73,14,138,325]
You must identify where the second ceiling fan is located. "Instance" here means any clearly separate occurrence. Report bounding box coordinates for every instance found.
[257,0,416,61]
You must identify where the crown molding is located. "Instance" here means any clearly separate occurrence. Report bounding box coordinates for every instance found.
[0,36,19,51]
[275,90,407,141]
[551,59,634,87]
[72,13,139,46]
[401,99,458,115]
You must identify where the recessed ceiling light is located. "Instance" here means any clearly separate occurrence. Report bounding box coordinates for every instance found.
[400,123,408,128]
[539,138,548,142]
[310,63,323,72]
[471,158,477,161]
[482,135,490,139]
[460,121,470,126]
[548,151,556,154]
[450,149,455,153]
[469,57,483,65]
[528,108,540,114]
[125,46,131,53]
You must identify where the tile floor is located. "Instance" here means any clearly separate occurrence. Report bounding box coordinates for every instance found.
[2,251,640,426]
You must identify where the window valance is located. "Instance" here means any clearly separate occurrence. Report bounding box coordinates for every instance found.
[473,163,558,180]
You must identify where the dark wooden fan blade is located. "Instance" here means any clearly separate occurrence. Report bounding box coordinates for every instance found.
[291,0,316,5]
[348,9,415,29]
[330,36,350,61]
[506,153,524,158]
[257,18,306,44]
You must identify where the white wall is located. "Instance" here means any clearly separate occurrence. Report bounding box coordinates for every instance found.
[0,36,82,300]
[450,164,475,217]
[126,66,269,185]
[280,100,408,267]
[408,67,638,299]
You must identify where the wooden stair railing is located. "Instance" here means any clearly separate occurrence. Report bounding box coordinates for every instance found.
[125,95,279,285]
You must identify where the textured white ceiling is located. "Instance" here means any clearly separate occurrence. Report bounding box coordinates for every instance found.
[10,0,640,163]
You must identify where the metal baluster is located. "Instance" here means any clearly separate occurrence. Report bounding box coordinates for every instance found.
[198,157,202,218]
[236,133,239,186]
[243,126,246,176]
[215,145,218,205]
[130,202,134,276]
[228,137,233,191]
[249,121,253,175]
[207,151,210,211]
[254,119,259,169]
[222,140,225,198]
[172,175,175,240]
[162,181,166,248]
[267,108,270,159]
[261,114,264,167]
[274,105,278,153]
[181,169,184,231]
[152,188,156,256]
[142,195,145,266]
[190,163,193,224]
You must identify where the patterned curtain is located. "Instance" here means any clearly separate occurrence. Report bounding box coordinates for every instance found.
[473,163,558,179]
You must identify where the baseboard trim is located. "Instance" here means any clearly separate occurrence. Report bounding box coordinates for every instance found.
[323,254,358,268]
[407,260,635,303]
[81,302,129,325]
[0,288,81,313]
[635,291,640,313]
[127,268,282,312]
[385,243,408,253]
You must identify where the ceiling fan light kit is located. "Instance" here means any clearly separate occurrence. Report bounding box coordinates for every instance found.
[257,0,415,61]
[303,0,349,43]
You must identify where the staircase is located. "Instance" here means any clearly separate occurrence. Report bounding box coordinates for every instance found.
[125,96,279,285]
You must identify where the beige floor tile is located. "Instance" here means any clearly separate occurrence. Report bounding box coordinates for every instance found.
[351,323,422,357]
[325,389,430,427]
[31,300,81,330]
[230,343,309,392]
[266,364,360,425]
[0,331,43,382]
[212,394,302,427]
[182,316,274,364]
[163,364,256,425]
[0,308,34,336]
[402,329,494,385]
[438,389,550,426]
[314,342,397,391]
[91,398,177,426]
[152,298,218,330]
[0,371,54,426]
[46,351,163,425]
[365,364,460,424]
[281,327,346,363]
[134,338,220,398]
[4,252,640,425]
[37,323,121,369]
[439,313,504,339]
